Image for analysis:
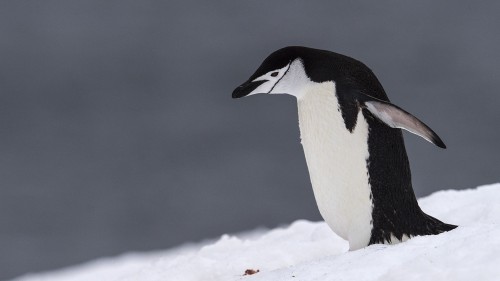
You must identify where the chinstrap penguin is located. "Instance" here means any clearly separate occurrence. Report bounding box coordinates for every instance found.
[232,46,457,250]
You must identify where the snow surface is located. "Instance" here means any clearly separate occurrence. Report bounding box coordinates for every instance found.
[9,183,500,281]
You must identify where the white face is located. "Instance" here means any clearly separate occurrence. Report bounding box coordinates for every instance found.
[246,59,312,99]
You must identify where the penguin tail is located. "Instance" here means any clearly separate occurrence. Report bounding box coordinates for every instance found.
[420,213,457,235]
[369,211,457,246]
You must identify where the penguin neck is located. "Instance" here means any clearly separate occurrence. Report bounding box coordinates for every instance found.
[296,81,373,250]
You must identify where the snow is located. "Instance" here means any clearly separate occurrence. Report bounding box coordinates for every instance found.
[9,183,500,281]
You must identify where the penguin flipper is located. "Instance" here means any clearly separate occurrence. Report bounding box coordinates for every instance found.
[358,94,446,149]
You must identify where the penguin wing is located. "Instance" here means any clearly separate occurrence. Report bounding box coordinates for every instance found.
[358,94,446,149]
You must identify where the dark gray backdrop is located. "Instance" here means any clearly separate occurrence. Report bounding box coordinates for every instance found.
[0,1,499,279]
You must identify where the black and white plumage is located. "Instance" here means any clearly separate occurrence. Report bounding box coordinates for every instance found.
[232,46,456,250]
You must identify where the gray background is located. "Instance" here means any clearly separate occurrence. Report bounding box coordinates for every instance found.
[0,0,499,279]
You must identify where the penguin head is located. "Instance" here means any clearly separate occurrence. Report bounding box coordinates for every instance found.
[232,47,311,99]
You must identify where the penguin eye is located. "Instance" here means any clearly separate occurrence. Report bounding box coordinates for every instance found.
[270,71,279,77]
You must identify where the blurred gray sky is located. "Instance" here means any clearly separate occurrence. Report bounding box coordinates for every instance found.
[0,0,499,279]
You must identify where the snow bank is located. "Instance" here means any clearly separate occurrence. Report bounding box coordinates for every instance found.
[10,183,500,281]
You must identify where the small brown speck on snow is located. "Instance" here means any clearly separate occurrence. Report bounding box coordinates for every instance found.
[243,269,260,276]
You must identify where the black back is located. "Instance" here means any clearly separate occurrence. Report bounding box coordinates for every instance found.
[254,46,456,243]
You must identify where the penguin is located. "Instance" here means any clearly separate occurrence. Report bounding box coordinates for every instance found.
[232,46,457,250]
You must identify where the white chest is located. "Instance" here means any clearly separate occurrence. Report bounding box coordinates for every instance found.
[297,82,373,250]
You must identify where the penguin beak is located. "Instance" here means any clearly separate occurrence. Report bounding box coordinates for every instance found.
[232,80,267,99]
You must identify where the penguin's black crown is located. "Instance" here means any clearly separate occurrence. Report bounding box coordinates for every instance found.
[233,46,383,100]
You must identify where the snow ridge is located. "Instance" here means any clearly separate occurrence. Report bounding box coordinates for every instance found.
[10,183,500,281]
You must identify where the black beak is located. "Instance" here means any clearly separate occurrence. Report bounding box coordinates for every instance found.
[232,80,267,99]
